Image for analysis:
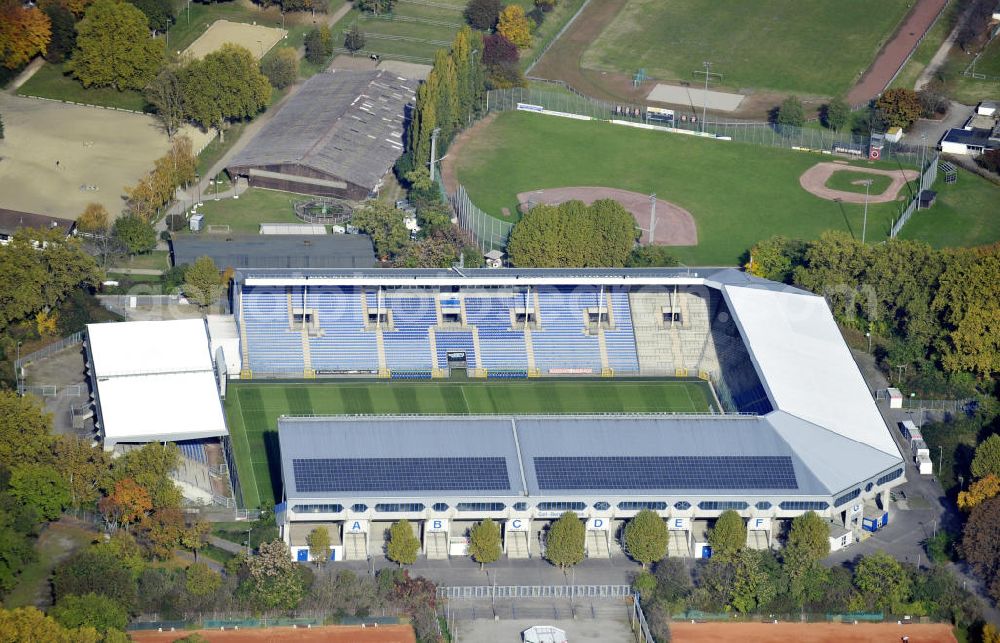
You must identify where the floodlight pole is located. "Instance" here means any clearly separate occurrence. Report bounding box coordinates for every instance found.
[648,193,656,246]
[862,180,871,244]
[701,61,711,133]
[429,128,441,182]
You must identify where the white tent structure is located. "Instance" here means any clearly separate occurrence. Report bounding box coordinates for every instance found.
[523,625,568,643]
[86,319,228,450]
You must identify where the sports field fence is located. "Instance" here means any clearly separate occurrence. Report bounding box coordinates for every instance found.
[453,183,515,252]
[14,331,85,373]
[889,151,940,238]
[483,87,929,166]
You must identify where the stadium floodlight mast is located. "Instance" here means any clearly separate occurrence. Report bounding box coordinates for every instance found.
[429,127,441,182]
[648,193,657,245]
[861,179,872,244]
[692,61,721,135]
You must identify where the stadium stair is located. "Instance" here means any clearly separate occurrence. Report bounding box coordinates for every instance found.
[586,530,610,559]
[627,291,678,374]
[668,531,691,557]
[424,531,448,560]
[343,532,367,560]
[506,530,530,559]
[300,326,313,377]
[597,330,610,372]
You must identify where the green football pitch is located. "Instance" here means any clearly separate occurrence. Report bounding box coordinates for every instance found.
[225,378,717,508]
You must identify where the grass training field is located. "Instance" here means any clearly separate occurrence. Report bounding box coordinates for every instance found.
[225,378,717,508]
[581,0,912,96]
[897,167,1000,249]
[456,111,924,265]
[187,187,311,234]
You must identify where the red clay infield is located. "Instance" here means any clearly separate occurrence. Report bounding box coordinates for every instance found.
[799,162,919,204]
[516,186,698,246]
[671,621,957,643]
[130,624,416,643]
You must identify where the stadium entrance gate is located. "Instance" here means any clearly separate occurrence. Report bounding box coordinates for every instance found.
[447,351,468,378]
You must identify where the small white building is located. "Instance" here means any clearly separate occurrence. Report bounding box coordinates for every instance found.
[917,455,934,475]
[829,522,854,552]
[885,387,903,409]
[523,626,568,643]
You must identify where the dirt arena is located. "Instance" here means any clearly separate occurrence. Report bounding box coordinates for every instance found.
[131,623,415,642]
[799,162,919,204]
[0,93,213,220]
[517,186,698,246]
[671,622,957,643]
[183,20,287,60]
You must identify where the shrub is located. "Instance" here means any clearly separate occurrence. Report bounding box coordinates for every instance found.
[261,47,299,89]
[464,0,500,30]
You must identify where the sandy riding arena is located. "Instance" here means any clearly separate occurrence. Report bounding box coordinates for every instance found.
[131,623,416,642]
[671,621,957,643]
[183,20,287,60]
[517,187,697,246]
[799,162,919,204]
[0,93,213,220]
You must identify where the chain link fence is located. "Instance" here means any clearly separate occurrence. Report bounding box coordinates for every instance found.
[453,184,514,252]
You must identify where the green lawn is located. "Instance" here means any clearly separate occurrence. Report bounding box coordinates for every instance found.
[4,522,95,609]
[898,167,1000,249]
[183,187,308,234]
[937,34,1000,103]
[456,111,922,265]
[226,378,717,507]
[16,62,148,111]
[109,250,170,272]
[582,0,912,96]
[824,171,893,195]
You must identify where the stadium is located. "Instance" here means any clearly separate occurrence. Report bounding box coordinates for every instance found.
[86,267,905,562]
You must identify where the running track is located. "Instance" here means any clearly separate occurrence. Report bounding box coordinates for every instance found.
[846,0,949,106]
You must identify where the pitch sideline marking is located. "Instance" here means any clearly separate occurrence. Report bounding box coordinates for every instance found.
[232,386,262,509]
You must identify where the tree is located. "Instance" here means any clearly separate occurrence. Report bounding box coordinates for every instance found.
[261,46,298,89]
[185,562,221,597]
[243,539,308,610]
[145,68,185,138]
[357,0,394,14]
[497,4,532,48]
[181,43,271,135]
[623,510,668,568]
[304,27,328,65]
[125,0,173,33]
[76,203,109,236]
[824,98,850,131]
[961,495,1000,602]
[776,96,805,127]
[972,435,1000,479]
[958,474,1000,510]
[730,549,778,613]
[464,0,499,30]
[0,0,52,70]
[875,88,923,130]
[508,199,636,267]
[352,200,410,260]
[112,214,156,256]
[482,33,517,66]
[853,550,911,613]
[785,511,829,561]
[932,245,1000,377]
[68,0,164,91]
[545,511,585,569]
[9,465,71,521]
[111,442,182,509]
[53,547,138,610]
[99,478,152,532]
[183,256,222,308]
[53,437,110,508]
[708,510,745,560]
[387,520,420,566]
[468,519,502,568]
[141,506,197,559]
[42,1,76,63]
[51,593,128,634]
[344,23,365,53]
[653,558,693,606]
[745,235,806,283]
[0,391,53,470]
[627,245,677,267]
[307,526,331,565]
[0,607,101,643]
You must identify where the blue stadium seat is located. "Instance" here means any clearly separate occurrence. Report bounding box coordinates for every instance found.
[532,287,603,373]
[434,330,478,368]
[464,295,529,371]
[241,286,306,374]
[604,289,640,373]
[383,296,435,371]
[307,286,379,372]
[175,439,208,465]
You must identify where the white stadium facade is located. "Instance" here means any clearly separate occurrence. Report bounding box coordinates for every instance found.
[84,268,906,561]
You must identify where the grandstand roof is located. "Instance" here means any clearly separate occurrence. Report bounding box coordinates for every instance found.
[226,70,417,191]
[279,414,900,501]
[87,319,228,444]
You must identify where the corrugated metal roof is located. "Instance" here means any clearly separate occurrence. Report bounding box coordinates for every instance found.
[172,234,376,269]
[227,70,417,191]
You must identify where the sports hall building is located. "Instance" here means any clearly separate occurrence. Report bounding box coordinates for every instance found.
[230,267,906,562]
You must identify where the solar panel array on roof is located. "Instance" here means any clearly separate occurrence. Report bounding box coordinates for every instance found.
[533,456,798,490]
[293,457,510,492]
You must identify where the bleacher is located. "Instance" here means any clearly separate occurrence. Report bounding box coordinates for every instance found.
[532,287,603,373]
[464,294,528,371]
[307,287,379,372]
[382,296,435,371]
[241,286,306,374]
[176,439,209,465]
[434,330,478,369]
[604,289,640,373]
